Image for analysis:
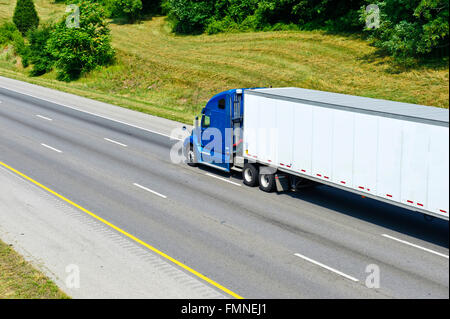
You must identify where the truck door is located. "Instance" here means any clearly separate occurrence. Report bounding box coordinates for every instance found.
[200,109,213,163]
[200,97,231,171]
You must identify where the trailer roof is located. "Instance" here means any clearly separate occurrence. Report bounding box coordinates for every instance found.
[247,87,449,126]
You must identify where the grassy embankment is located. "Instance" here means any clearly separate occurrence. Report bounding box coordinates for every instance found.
[0,239,69,298]
[0,1,448,125]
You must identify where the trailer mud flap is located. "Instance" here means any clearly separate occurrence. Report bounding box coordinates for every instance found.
[275,174,290,192]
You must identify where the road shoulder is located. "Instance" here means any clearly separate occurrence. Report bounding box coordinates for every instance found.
[0,166,226,299]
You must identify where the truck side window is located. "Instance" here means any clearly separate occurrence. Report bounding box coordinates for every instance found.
[218,99,226,110]
[202,115,210,128]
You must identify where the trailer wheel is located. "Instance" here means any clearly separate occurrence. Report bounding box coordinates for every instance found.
[243,163,258,187]
[185,144,197,167]
[259,173,275,192]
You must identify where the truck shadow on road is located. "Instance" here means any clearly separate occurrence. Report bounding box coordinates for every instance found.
[286,185,449,249]
[196,165,448,249]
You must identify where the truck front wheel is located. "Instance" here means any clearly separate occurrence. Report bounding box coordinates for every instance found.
[259,173,275,192]
[185,144,198,167]
[243,163,258,187]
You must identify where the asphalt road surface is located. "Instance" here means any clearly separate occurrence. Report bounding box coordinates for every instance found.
[0,81,448,298]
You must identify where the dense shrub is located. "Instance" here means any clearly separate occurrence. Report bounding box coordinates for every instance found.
[0,22,21,45]
[100,0,161,22]
[111,0,143,22]
[46,0,115,81]
[361,0,449,60]
[163,0,364,34]
[26,24,55,76]
[0,22,30,66]
[163,0,216,34]
[13,0,39,34]
[206,16,239,34]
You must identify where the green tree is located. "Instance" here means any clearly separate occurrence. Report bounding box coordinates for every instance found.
[13,0,39,34]
[46,0,115,81]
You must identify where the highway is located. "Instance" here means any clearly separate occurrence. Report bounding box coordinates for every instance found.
[0,80,448,298]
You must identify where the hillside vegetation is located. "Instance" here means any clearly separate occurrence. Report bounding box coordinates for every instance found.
[0,2,448,124]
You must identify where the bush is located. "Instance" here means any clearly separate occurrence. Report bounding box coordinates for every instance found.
[163,0,365,34]
[13,0,39,34]
[111,0,143,22]
[0,22,21,45]
[11,28,29,63]
[46,0,115,81]
[27,25,55,76]
[0,22,30,66]
[163,0,216,34]
[206,17,239,34]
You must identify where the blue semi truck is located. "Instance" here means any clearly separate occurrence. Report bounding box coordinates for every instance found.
[184,88,246,172]
[183,87,449,220]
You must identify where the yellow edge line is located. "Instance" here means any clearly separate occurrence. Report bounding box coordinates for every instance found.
[0,160,243,299]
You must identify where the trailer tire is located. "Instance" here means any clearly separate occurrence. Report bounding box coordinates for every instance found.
[259,173,275,192]
[185,144,198,167]
[243,163,258,187]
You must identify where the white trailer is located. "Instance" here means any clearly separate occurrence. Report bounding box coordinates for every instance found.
[241,87,449,220]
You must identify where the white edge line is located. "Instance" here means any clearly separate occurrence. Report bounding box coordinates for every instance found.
[294,253,359,282]
[36,114,53,121]
[41,143,62,153]
[205,173,241,186]
[104,138,127,147]
[133,183,167,199]
[382,234,449,259]
[1,86,182,141]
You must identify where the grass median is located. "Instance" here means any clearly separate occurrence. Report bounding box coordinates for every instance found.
[0,239,69,299]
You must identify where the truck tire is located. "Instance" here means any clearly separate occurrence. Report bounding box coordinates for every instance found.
[243,163,258,187]
[259,173,275,192]
[185,144,198,167]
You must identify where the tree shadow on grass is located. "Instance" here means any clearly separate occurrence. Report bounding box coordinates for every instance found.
[109,14,162,26]
[357,45,449,74]
[323,29,367,41]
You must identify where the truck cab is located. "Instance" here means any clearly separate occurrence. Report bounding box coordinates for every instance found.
[184,88,249,172]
